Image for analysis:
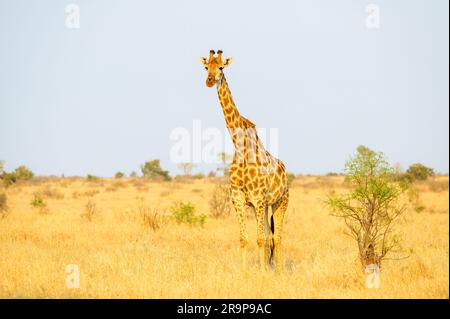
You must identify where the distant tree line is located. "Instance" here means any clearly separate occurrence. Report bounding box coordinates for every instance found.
[0,156,439,185]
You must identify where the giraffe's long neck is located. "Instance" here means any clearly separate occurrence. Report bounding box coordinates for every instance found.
[216,76,267,165]
[216,76,244,150]
[217,76,242,129]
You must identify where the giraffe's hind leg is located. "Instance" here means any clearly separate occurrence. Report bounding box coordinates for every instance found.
[272,190,289,272]
[264,206,275,268]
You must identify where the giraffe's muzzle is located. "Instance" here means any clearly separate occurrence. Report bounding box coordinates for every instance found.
[206,75,215,87]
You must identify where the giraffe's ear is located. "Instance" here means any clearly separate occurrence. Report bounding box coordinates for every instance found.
[199,57,208,66]
[223,57,233,68]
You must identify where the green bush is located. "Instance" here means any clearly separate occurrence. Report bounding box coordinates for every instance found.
[141,160,171,181]
[0,172,17,186]
[30,193,49,214]
[0,165,34,186]
[326,145,408,269]
[130,171,138,177]
[171,202,206,227]
[406,163,434,181]
[115,172,125,179]
[14,165,34,180]
[30,193,46,208]
[86,174,99,182]
[326,172,339,176]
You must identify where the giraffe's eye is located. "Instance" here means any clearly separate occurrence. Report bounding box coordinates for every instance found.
[205,67,208,70]
[219,67,224,70]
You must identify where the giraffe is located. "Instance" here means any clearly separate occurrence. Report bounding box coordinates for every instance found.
[199,50,289,271]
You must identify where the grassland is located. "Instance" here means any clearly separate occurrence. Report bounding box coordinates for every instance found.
[0,175,448,298]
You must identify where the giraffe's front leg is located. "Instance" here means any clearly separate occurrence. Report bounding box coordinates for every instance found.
[231,188,248,270]
[255,201,267,271]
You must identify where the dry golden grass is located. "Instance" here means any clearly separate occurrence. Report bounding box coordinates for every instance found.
[0,176,448,298]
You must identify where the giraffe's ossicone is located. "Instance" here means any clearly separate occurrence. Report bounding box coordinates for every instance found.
[199,50,289,272]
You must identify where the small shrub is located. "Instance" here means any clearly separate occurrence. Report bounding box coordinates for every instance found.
[136,186,148,192]
[72,190,100,199]
[87,190,100,197]
[407,187,426,213]
[391,172,412,183]
[38,186,64,199]
[131,179,146,188]
[173,175,195,183]
[426,179,448,192]
[30,194,49,214]
[406,163,434,181]
[131,179,149,192]
[305,176,338,189]
[0,172,17,186]
[209,183,232,218]
[81,200,98,221]
[105,186,118,192]
[138,204,166,230]
[207,171,216,177]
[171,202,206,227]
[0,193,8,219]
[60,181,69,188]
[113,181,126,188]
[193,173,205,179]
[130,171,138,177]
[326,172,339,176]
[115,172,125,179]
[86,174,99,182]
[414,204,426,213]
[30,193,46,208]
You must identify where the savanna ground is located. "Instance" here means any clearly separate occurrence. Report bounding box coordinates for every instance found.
[0,175,448,298]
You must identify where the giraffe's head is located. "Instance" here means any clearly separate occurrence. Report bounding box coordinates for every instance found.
[199,50,233,88]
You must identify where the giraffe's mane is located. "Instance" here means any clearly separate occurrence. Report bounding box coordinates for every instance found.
[240,116,256,129]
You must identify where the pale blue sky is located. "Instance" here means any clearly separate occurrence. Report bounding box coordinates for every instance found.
[0,0,448,176]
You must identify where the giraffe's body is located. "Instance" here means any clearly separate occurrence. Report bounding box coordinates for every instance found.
[200,50,289,271]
